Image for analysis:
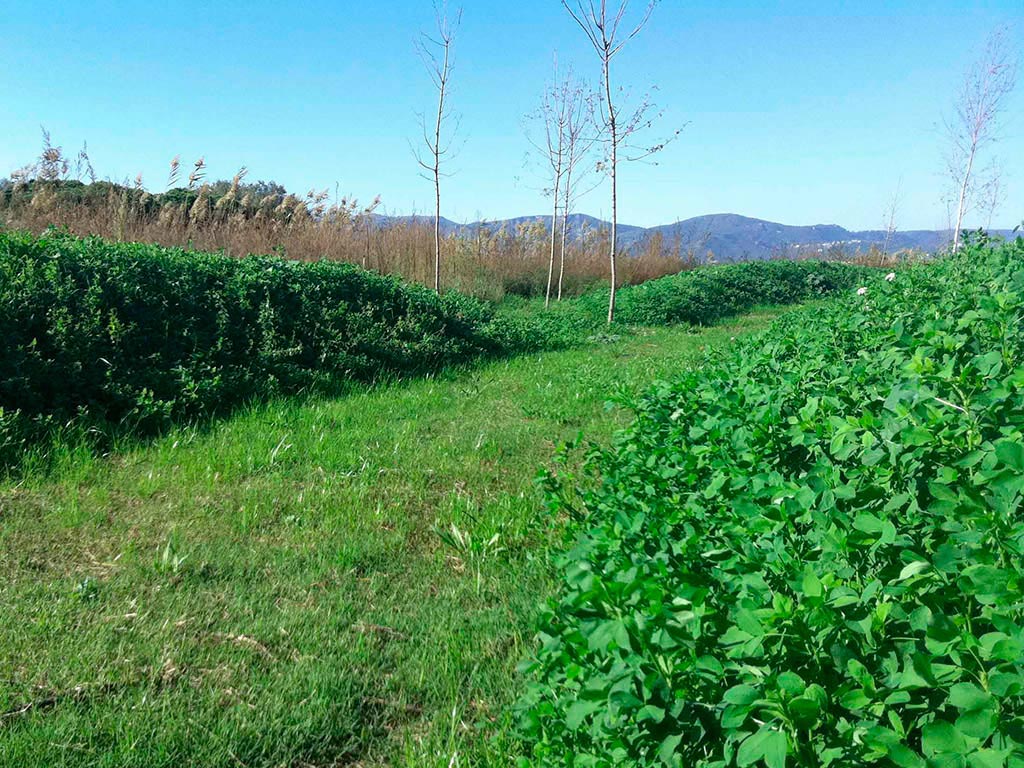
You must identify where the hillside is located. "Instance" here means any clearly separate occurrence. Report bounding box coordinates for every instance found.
[380,211,1014,261]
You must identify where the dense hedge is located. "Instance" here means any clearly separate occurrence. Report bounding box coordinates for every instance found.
[579,260,874,326]
[0,229,871,467]
[517,237,1024,766]
[0,230,505,461]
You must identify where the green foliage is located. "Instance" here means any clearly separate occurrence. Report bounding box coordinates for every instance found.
[0,228,869,469]
[0,315,778,768]
[0,229,506,465]
[517,238,1024,766]
[586,259,874,327]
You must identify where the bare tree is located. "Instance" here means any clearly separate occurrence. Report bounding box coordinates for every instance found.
[415,3,462,293]
[978,162,1006,230]
[881,178,902,258]
[562,0,676,322]
[557,77,597,301]
[527,59,596,307]
[527,57,568,308]
[944,27,1017,253]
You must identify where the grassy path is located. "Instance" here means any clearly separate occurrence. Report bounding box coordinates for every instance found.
[0,310,782,767]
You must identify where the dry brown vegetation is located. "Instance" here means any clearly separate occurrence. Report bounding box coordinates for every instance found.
[1,142,695,301]
[0,184,695,300]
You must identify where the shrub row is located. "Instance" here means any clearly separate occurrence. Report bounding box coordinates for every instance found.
[0,228,871,468]
[0,230,503,463]
[517,238,1024,767]
[578,259,874,326]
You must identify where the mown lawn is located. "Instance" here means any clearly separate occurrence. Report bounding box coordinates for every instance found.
[0,310,783,767]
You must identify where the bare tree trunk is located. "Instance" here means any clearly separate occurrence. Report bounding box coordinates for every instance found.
[545,157,562,308]
[604,55,617,324]
[416,6,459,293]
[433,180,441,291]
[558,174,571,301]
[527,61,590,307]
[881,179,901,259]
[952,147,976,254]
[432,44,448,292]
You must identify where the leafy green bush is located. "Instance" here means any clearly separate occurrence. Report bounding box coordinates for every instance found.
[0,229,506,463]
[0,229,870,468]
[517,239,1024,767]
[576,260,875,327]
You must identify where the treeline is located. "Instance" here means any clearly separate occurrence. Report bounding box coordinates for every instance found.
[0,229,873,471]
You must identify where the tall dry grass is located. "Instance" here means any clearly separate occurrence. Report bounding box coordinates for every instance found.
[1,144,695,300]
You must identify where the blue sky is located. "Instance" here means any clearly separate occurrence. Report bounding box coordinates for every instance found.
[2,1,1021,230]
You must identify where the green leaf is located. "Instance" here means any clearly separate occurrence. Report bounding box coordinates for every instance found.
[696,655,724,675]
[658,733,683,766]
[762,730,788,768]
[988,671,1024,697]
[957,708,997,740]
[853,513,885,534]
[777,671,806,697]
[995,440,1024,471]
[637,704,666,724]
[588,619,631,652]
[737,728,788,768]
[840,689,871,710]
[927,613,960,643]
[801,568,822,598]
[788,696,821,728]
[898,560,930,581]
[960,565,1010,604]
[565,699,602,730]
[967,749,1007,768]
[889,745,927,768]
[922,721,967,757]
[734,608,765,637]
[904,425,932,446]
[723,684,760,706]
[948,683,993,711]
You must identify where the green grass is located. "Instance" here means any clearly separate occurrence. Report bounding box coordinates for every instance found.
[0,309,785,767]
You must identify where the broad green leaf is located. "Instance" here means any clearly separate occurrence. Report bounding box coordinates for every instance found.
[922,721,967,757]
[565,699,602,731]
[737,728,788,768]
[898,560,930,581]
[801,569,823,598]
[967,749,1007,768]
[957,708,997,740]
[658,733,683,766]
[995,440,1024,471]
[788,696,821,728]
[723,684,760,706]
[777,671,805,697]
[637,704,666,724]
[948,683,993,711]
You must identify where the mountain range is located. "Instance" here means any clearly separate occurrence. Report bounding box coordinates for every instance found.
[375,212,1016,262]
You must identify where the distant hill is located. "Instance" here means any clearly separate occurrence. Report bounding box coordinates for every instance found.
[644,214,964,261]
[374,211,1015,261]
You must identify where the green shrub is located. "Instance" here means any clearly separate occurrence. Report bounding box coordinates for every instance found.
[606,260,874,327]
[0,229,506,463]
[517,239,1024,767]
[0,229,871,469]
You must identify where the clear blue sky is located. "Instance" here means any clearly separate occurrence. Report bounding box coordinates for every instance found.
[2,1,1021,230]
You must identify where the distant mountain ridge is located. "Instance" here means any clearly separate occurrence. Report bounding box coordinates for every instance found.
[374,212,1014,261]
